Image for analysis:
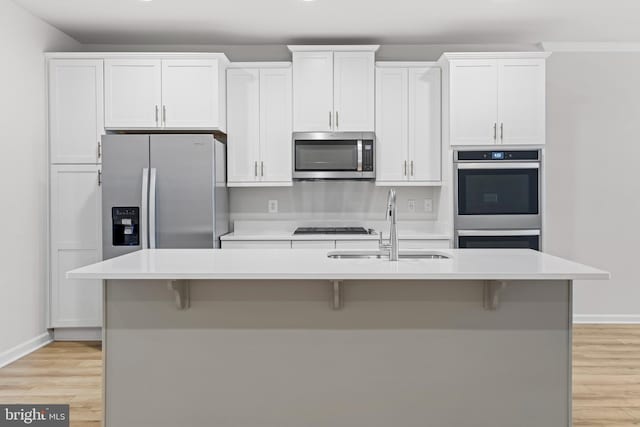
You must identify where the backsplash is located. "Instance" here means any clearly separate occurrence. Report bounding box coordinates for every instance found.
[229,181,441,222]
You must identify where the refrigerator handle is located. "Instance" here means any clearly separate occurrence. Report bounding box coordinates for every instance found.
[149,168,157,249]
[141,168,149,249]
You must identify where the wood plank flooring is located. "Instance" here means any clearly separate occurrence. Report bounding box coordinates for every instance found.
[0,325,638,427]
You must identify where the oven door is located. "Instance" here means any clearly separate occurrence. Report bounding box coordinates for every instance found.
[455,162,541,229]
[456,230,540,251]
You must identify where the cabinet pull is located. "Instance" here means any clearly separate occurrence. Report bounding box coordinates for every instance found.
[329,111,332,128]
[97,141,102,160]
[403,161,407,176]
[336,111,339,129]
[155,105,159,126]
[261,161,264,177]
[98,170,102,186]
[493,123,497,141]
[500,123,504,142]
[254,161,258,177]
[411,160,414,176]
[162,105,167,127]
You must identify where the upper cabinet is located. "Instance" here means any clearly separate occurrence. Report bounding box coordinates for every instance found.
[441,52,549,146]
[289,46,378,132]
[227,63,292,187]
[104,56,228,131]
[376,63,442,186]
[49,59,104,164]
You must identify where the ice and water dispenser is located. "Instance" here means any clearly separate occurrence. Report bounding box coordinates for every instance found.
[111,207,140,246]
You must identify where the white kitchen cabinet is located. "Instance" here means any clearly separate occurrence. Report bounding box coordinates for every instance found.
[442,53,549,146]
[227,64,292,187]
[50,165,102,328]
[291,51,333,132]
[104,59,162,128]
[376,63,441,185]
[221,241,292,249]
[333,51,375,131]
[161,59,226,130]
[105,56,228,130]
[49,59,104,164]
[291,240,336,249]
[290,46,378,132]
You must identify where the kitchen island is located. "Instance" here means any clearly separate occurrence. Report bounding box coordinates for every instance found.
[68,248,608,427]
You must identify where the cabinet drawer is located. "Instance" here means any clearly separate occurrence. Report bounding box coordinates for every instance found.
[400,239,451,250]
[291,240,336,249]
[221,240,291,249]
[335,240,379,250]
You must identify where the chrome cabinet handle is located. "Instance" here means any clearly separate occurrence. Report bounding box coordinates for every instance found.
[403,161,407,176]
[254,161,258,177]
[500,123,504,142]
[336,111,339,129]
[411,160,414,176]
[162,105,167,127]
[97,141,102,160]
[155,105,159,126]
[261,161,264,177]
[329,111,332,128]
[493,123,497,141]
[97,170,102,186]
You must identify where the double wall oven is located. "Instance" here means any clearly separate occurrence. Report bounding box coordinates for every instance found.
[454,150,542,250]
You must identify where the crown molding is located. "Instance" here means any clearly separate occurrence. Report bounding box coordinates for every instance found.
[228,62,292,68]
[44,52,230,63]
[287,45,380,52]
[541,42,640,52]
[375,61,439,68]
[439,51,551,61]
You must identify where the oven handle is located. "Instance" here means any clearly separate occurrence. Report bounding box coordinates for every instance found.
[457,229,541,237]
[456,162,540,170]
[357,140,363,172]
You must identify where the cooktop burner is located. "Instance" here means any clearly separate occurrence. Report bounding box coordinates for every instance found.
[293,227,371,235]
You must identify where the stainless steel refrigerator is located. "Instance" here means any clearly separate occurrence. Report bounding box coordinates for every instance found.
[101,134,228,260]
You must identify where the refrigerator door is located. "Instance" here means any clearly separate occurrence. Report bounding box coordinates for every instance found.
[149,134,217,248]
[101,134,150,260]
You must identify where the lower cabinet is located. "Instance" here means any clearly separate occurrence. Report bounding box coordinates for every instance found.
[50,165,103,328]
[222,239,451,250]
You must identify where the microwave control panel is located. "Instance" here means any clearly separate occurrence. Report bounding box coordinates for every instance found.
[362,141,374,171]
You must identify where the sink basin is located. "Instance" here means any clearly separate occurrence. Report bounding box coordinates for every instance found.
[327,250,451,260]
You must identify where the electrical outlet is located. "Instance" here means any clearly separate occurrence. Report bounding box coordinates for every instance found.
[268,200,278,214]
[424,199,433,213]
[407,199,416,213]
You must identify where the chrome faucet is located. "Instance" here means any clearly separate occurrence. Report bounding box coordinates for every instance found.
[385,189,399,261]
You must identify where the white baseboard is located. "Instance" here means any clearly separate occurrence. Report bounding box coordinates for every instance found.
[573,314,640,324]
[0,332,53,368]
[53,327,102,341]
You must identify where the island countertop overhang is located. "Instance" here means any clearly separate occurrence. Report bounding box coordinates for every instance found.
[66,248,610,281]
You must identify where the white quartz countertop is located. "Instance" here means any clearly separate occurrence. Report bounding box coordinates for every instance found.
[67,249,609,281]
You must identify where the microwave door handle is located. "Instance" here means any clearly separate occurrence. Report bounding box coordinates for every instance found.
[357,140,363,172]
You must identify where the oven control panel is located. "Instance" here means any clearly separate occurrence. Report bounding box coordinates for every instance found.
[456,150,540,161]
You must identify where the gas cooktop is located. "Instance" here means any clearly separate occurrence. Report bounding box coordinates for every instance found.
[293,227,372,235]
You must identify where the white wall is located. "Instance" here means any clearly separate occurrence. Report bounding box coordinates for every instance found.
[0,0,80,361]
[546,51,640,322]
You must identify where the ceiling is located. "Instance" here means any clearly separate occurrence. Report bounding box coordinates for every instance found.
[13,0,640,45]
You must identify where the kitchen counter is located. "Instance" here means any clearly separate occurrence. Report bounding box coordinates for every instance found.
[68,249,608,427]
[68,248,608,281]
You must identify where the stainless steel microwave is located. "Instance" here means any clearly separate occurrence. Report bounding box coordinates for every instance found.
[293,132,375,180]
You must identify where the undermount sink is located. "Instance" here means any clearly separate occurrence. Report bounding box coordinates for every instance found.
[327,250,451,260]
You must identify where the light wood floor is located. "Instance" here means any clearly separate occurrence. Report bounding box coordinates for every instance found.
[0,325,638,426]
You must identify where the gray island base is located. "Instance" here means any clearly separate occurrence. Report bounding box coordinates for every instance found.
[68,249,609,427]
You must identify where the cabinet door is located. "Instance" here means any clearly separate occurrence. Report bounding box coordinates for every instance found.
[375,67,408,183]
[162,59,221,129]
[104,59,161,128]
[292,51,333,132]
[50,165,102,327]
[449,60,498,146]
[49,60,104,164]
[333,51,375,131]
[259,68,293,184]
[408,67,441,182]
[497,59,546,145]
[227,68,260,184]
